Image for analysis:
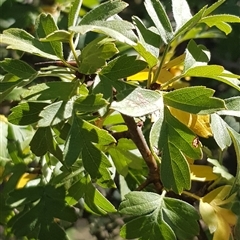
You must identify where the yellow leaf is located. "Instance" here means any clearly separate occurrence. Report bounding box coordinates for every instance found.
[16,173,38,189]
[169,107,212,138]
[199,185,237,240]
[127,69,150,81]
[190,165,218,181]
[127,54,186,85]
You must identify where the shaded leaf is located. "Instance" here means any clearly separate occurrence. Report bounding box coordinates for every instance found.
[22,81,79,101]
[40,30,70,43]
[8,102,48,125]
[150,107,202,193]
[0,59,37,79]
[38,101,73,127]
[100,55,147,80]
[74,93,108,113]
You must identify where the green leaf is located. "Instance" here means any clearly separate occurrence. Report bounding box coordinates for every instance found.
[134,42,158,68]
[184,39,210,71]
[0,29,59,60]
[7,186,44,207]
[38,101,73,127]
[35,13,64,59]
[70,20,137,46]
[144,0,173,44]
[132,16,161,59]
[30,127,63,163]
[74,93,108,112]
[205,70,240,92]
[84,179,117,215]
[200,14,240,35]
[8,102,48,125]
[9,185,74,239]
[111,88,163,117]
[108,138,143,177]
[218,97,240,117]
[79,0,128,25]
[22,81,79,101]
[163,86,225,114]
[172,0,192,31]
[227,128,240,195]
[210,114,232,150]
[68,0,83,27]
[119,191,199,240]
[173,6,207,41]
[150,107,202,193]
[66,177,87,206]
[0,59,37,79]
[78,37,118,74]
[82,142,115,188]
[40,30,71,43]
[100,55,147,79]
[63,115,116,168]
[203,0,226,17]
[0,118,9,159]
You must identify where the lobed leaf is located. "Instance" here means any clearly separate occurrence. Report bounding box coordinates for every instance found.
[0,29,58,60]
[78,37,118,74]
[119,191,199,240]
[22,81,79,101]
[100,55,147,80]
[0,59,37,79]
[200,14,240,35]
[8,102,48,125]
[35,13,64,59]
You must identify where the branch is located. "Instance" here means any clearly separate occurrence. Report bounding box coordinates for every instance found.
[121,114,162,193]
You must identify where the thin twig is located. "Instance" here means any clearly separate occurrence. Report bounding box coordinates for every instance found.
[121,114,162,193]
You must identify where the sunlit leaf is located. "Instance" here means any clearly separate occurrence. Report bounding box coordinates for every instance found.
[111,87,163,117]
[0,29,58,60]
[200,14,240,35]
[144,0,173,44]
[78,37,118,74]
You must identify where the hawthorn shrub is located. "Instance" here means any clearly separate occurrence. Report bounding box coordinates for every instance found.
[0,0,240,240]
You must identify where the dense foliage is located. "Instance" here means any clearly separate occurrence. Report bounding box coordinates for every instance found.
[0,0,240,239]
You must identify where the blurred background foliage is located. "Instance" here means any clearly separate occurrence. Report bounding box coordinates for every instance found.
[0,0,239,239]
